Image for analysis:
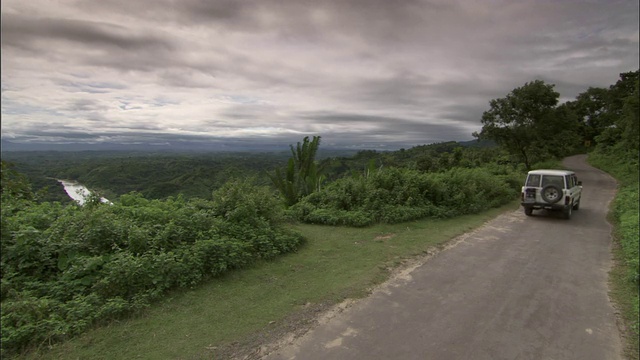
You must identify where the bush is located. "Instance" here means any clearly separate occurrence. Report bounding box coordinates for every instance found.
[291,165,521,227]
[0,180,304,357]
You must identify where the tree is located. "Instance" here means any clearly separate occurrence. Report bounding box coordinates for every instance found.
[567,70,639,149]
[1,160,34,202]
[568,87,613,146]
[473,80,578,169]
[268,136,325,206]
[619,79,639,152]
[595,70,640,149]
[608,70,639,119]
[538,102,581,158]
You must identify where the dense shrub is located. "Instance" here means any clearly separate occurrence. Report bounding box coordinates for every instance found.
[0,180,304,357]
[290,165,521,227]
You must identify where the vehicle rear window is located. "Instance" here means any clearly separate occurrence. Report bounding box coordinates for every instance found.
[541,175,565,188]
[526,174,541,187]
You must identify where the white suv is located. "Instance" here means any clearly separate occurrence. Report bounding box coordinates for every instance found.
[521,169,582,219]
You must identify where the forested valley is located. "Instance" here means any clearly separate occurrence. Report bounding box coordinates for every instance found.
[1,70,637,358]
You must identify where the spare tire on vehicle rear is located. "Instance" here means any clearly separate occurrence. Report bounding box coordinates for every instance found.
[541,184,562,203]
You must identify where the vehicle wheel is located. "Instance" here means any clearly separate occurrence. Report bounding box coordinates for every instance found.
[572,201,580,210]
[524,207,533,216]
[563,204,572,219]
[541,185,562,204]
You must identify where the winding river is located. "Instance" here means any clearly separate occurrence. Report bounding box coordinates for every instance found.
[58,180,112,205]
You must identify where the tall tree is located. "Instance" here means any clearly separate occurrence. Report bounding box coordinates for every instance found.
[568,70,639,148]
[568,87,613,146]
[595,70,640,148]
[608,70,639,119]
[473,80,580,169]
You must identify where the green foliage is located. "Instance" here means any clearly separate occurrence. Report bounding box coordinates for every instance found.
[569,70,639,151]
[529,159,564,170]
[614,188,640,283]
[570,86,615,145]
[1,152,289,202]
[1,160,35,202]
[0,179,304,357]
[473,80,581,169]
[619,78,639,151]
[269,136,325,206]
[290,165,521,227]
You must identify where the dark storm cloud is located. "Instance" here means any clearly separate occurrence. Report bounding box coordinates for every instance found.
[1,12,182,75]
[304,113,410,125]
[65,99,111,112]
[300,111,474,144]
[77,0,439,36]
[1,14,173,51]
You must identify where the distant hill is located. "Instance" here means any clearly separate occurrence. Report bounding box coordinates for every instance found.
[0,140,287,153]
[457,139,497,148]
[1,138,496,153]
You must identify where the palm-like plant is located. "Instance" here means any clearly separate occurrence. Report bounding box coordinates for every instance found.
[269,136,325,206]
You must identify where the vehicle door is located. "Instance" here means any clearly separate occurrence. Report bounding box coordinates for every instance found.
[565,174,579,202]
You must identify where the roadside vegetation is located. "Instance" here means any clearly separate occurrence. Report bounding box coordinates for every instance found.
[586,73,639,359]
[290,165,521,226]
[1,70,637,358]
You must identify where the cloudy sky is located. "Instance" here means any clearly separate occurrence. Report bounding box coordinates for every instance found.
[1,0,638,150]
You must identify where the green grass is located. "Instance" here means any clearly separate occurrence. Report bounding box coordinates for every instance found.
[610,239,640,360]
[589,151,639,360]
[19,202,519,360]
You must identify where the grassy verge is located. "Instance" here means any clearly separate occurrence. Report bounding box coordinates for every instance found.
[589,151,639,360]
[19,202,519,360]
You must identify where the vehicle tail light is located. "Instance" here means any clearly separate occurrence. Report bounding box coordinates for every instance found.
[565,196,570,205]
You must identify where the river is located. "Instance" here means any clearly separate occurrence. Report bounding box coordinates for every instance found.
[58,180,112,205]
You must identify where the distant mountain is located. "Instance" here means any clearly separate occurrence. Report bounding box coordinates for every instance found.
[1,139,495,154]
[0,140,289,153]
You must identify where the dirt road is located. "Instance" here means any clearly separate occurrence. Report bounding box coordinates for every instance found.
[262,155,623,360]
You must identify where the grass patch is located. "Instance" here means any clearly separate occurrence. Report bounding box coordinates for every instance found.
[610,238,640,360]
[18,202,519,360]
[589,151,639,360]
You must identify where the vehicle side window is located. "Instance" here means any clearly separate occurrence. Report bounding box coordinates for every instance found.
[526,174,541,187]
[566,175,574,188]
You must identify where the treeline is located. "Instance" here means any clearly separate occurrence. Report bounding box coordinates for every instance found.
[0,151,294,201]
[583,71,638,348]
[2,142,498,204]
[474,70,638,170]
